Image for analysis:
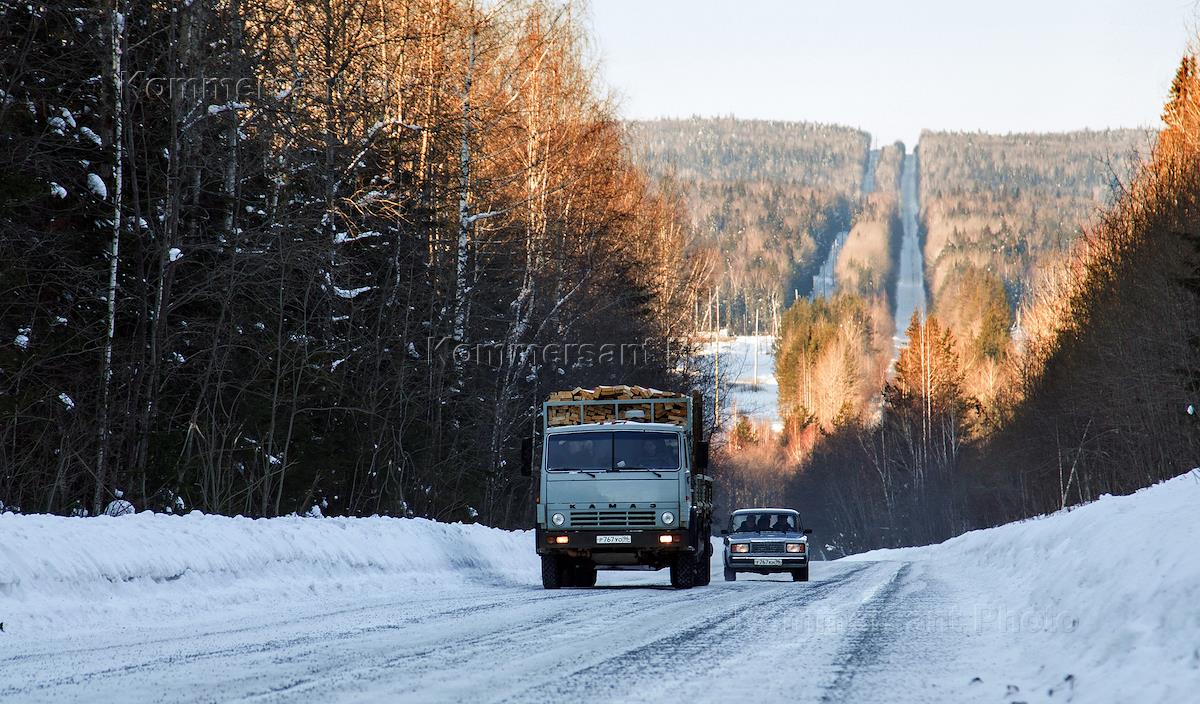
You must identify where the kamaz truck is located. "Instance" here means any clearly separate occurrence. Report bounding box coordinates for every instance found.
[523,387,713,590]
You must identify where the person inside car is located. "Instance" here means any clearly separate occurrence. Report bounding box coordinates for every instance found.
[771,514,793,531]
[737,515,757,532]
[757,514,773,531]
[640,439,661,467]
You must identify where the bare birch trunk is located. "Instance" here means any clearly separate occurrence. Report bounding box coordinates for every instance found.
[453,27,476,342]
[94,2,126,515]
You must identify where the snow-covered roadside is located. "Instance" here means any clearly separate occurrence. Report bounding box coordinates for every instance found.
[843,469,1200,702]
[700,334,781,427]
[3,472,1198,702]
[0,512,538,630]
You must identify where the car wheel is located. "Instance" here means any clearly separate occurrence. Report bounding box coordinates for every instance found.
[792,567,809,582]
[541,555,563,589]
[669,554,697,589]
[723,566,736,581]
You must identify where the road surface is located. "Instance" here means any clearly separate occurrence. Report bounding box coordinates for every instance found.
[893,150,927,357]
[0,558,970,703]
[811,230,849,300]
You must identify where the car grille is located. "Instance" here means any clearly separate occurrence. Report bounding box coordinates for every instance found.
[570,510,657,528]
[751,541,786,554]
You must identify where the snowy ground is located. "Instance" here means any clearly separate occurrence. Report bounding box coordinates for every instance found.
[702,335,780,427]
[2,471,1199,703]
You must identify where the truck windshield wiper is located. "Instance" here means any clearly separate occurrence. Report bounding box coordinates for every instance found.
[613,466,664,477]
[559,467,600,477]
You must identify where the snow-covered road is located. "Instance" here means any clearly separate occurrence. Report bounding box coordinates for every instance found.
[2,559,949,703]
[893,150,927,357]
[3,472,1198,703]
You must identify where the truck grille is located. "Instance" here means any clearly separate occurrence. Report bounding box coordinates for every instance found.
[751,541,786,554]
[570,509,657,528]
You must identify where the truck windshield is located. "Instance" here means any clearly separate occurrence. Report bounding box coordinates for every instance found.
[546,431,681,471]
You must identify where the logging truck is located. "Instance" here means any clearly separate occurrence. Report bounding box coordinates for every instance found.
[522,386,713,589]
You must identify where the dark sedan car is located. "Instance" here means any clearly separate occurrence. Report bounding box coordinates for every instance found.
[722,508,812,581]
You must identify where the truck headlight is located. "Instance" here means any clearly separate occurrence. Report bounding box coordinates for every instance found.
[730,543,750,553]
[786,543,806,553]
[661,511,675,525]
[551,512,565,526]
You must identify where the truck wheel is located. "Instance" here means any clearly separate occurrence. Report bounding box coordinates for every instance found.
[669,554,697,589]
[541,555,564,590]
[724,566,736,581]
[695,543,712,586]
[792,567,809,582]
[562,560,578,588]
[574,563,597,588]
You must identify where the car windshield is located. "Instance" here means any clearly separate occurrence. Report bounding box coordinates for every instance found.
[730,512,797,532]
[545,431,681,471]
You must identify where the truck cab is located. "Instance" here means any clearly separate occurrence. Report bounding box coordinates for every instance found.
[530,390,712,589]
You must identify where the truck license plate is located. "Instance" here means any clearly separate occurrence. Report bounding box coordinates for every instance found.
[753,558,783,566]
[596,535,632,544]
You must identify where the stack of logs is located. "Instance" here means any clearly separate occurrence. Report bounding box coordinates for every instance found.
[545,385,689,427]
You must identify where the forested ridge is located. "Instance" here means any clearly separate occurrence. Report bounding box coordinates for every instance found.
[918,129,1154,332]
[626,117,869,334]
[0,0,705,523]
[716,71,1197,554]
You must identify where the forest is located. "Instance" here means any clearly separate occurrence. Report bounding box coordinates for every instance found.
[919,128,1153,310]
[3,3,1195,553]
[727,67,1199,555]
[836,141,902,304]
[0,0,707,524]
[626,117,869,334]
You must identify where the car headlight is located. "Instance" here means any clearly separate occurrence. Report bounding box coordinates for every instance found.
[661,511,675,525]
[551,512,565,526]
[730,543,750,553]
[786,542,806,553]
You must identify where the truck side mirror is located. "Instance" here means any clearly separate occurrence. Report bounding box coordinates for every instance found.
[695,441,709,470]
[720,529,729,536]
[520,438,533,477]
[803,528,813,535]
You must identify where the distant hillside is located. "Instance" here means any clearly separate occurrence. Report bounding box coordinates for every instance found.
[918,129,1155,306]
[629,117,870,190]
[625,118,870,333]
[626,120,1156,349]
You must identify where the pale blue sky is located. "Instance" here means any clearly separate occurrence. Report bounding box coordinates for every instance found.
[586,0,1198,146]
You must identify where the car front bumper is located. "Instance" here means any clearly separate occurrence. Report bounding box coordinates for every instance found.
[726,554,808,571]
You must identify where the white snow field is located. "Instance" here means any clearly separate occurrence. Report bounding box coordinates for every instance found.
[706,334,780,427]
[2,471,1199,703]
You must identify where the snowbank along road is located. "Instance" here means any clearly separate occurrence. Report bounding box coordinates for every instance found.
[2,472,1199,703]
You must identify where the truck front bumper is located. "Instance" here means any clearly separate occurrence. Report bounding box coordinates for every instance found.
[535,528,693,556]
